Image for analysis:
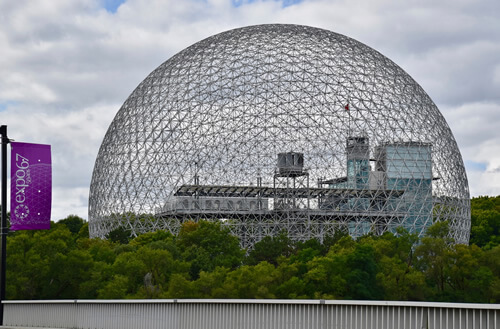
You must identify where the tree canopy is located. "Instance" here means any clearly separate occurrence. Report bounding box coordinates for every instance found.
[4,196,500,302]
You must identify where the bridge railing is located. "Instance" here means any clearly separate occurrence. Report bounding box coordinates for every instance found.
[2,299,499,329]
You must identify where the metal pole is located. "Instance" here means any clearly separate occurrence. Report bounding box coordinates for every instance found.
[0,125,8,325]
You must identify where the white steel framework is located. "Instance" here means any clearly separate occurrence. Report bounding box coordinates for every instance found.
[88,24,470,246]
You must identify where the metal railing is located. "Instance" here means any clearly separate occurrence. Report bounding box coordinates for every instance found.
[1,299,498,329]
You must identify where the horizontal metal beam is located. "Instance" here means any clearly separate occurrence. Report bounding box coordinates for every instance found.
[174,184,404,199]
[2,299,498,329]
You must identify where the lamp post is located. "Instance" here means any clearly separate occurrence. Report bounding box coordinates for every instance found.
[0,125,9,325]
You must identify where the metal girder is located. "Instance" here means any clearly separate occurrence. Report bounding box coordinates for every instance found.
[88,24,470,247]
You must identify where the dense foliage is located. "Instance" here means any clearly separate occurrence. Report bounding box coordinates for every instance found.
[470,196,500,249]
[5,196,500,302]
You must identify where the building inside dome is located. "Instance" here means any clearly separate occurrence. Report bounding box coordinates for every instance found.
[88,24,470,247]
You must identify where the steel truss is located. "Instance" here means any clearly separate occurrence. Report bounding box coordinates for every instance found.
[89,24,470,247]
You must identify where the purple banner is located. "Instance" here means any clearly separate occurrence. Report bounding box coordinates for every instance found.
[10,142,51,230]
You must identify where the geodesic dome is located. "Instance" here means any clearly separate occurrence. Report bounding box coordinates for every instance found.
[89,24,470,246]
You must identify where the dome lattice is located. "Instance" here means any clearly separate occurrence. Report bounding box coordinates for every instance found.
[89,24,470,246]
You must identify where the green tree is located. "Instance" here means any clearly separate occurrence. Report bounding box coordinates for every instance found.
[344,244,382,300]
[6,200,500,302]
[46,249,93,298]
[83,238,117,264]
[246,231,294,266]
[6,230,49,299]
[108,250,147,297]
[98,275,129,299]
[106,226,133,244]
[322,228,350,253]
[80,260,114,299]
[164,273,197,298]
[303,254,346,299]
[470,196,500,249]
[275,276,307,299]
[130,230,174,247]
[6,224,92,299]
[221,262,277,299]
[177,221,244,279]
[445,244,493,302]
[134,246,189,298]
[130,230,180,259]
[363,229,424,300]
[193,267,230,298]
[274,259,305,298]
[376,254,425,300]
[481,245,500,302]
[415,221,453,300]
[58,215,86,234]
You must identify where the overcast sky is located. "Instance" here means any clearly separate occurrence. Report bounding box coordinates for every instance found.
[1,0,499,221]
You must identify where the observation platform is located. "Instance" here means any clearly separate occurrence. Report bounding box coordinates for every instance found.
[158,208,406,220]
[158,184,407,221]
[174,184,404,199]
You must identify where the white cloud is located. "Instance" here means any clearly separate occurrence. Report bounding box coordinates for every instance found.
[443,102,500,197]
[51,187,90,221]
[1,0,499,220]
[2,103,117,219]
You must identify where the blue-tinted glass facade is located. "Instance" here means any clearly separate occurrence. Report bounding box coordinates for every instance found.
[347,158,370,190]
[382,143,432,235]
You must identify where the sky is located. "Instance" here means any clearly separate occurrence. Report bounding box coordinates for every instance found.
[1,0,499,221]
